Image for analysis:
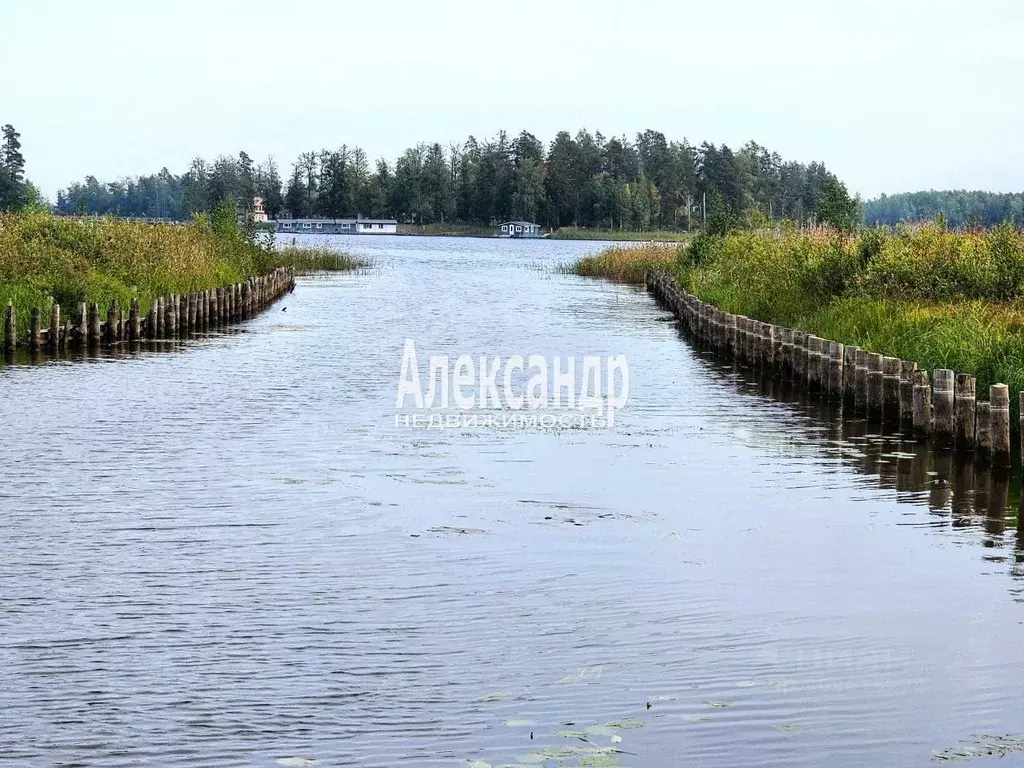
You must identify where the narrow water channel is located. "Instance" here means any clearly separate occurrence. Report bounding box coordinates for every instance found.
[2,235,1024,767]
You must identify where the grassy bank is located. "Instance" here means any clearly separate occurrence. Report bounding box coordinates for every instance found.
[677,225,1024,411]
[574,244,678,284]
[0,212,360,336]
[581,224,1024,423]
[550,227,691,243]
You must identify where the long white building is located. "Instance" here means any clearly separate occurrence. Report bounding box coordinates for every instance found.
[276,218,398,235]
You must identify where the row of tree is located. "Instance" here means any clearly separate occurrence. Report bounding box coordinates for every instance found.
[56,129,852,231]
[864,191,1024,228]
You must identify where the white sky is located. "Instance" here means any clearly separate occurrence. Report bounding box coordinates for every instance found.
[4,0,1023,200]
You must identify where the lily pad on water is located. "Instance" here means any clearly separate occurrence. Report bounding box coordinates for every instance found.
[554,729,588,740]
[703,700,735,708]
[933,734,1024,762]
[504,719,536,727]
[604,719,644,729]
[467,761,491,768]
[277,759,316,768]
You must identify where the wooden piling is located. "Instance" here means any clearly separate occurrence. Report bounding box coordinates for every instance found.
[147,302,157,340]
[4,302,15,353]
[828,342,844,401]
[88,303,101,346]
[854,349,869,415]
[129,298,140,342]
[866,353,883,420]
[791,332,805,385]
[912,369,932,436]
[882,357,901,423]
[843,345,858,403]
[780,328,793,380]
[955,374,976,452]
[770,325,782,377]
[29,308,41,352]
[76,302,87,348]
[49,304,60,352]
[976,401,992,463]
[105,301,118,344]
[164,295,175,338]
[932,370,954,448]
[991,384,1011,467]
[900,361,918,430]
[806,337,821,391]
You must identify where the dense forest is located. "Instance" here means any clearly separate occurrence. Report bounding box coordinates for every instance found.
[865,190,1024,228]
[56,129,851,231]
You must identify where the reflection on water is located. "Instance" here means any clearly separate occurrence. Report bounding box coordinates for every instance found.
[3,234,1024,768]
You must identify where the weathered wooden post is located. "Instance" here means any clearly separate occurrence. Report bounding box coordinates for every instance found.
[865,353,883,420]
[882,357,901,423]
[49,304,60,352]
[900,361,918,431]
[790,332,804,386]
[88,302,101,346]
[28,308,41,352]
[806,336,820,391]
[955,374,976,451]
[76,302,87,348]
[828,342,844,401]
[105,301,118,344]
[912,369,932,436]
[770,326,782,377]
[4,302,16,353]
[932,370,955,449]
[129,297,140,343]
[976,401,992,463]
[817,340,832,396]
[146,302,157,340]
[843,345,858,403]
[991,384,1011,467]
[155,298,164,339]
[854,349,869,414]
[780,328,793,380]
[164,295,175,338]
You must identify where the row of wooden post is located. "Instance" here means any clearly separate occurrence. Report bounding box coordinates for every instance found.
[648,270,1015,467]
[2,267,295,354]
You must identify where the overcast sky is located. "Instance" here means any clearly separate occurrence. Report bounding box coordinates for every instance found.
[4,0,1023,200]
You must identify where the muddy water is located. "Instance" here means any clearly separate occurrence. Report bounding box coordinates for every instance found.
[2,234,1024,768]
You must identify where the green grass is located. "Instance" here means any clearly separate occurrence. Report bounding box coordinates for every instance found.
[573,244,678,284]
[673,224,1024,423]
[550,228,692,242]
[0,211,361,337]
[271,245,368,274]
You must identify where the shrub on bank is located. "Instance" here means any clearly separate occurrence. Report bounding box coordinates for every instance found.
[669,223,1024,428]
[0,212,360,336]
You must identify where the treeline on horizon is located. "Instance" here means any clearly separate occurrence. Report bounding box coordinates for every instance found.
[54,129,850,231]
[865,190,1024,229]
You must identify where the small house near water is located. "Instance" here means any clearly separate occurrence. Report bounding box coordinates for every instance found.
[498,221,542,238]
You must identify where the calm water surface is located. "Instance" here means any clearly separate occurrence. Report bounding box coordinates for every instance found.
[3,235,1024,767]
